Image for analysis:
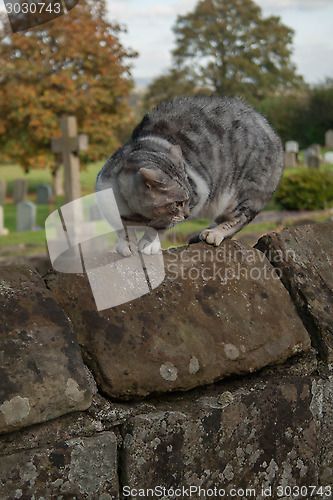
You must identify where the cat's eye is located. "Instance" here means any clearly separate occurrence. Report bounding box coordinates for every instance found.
[176,201,185,208]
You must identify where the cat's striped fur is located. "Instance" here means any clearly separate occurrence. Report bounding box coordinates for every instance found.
[96,96,284,254]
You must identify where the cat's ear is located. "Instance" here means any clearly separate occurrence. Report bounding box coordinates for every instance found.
[169,145,183,161]
[140,168,164,189]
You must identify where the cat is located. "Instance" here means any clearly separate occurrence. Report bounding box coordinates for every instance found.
[96,95,284,256]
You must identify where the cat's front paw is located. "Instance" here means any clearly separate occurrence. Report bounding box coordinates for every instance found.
[200,229,224,246]
[115,239,138,257]
[138,237,162,255]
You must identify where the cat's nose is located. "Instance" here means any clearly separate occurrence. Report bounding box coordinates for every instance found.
[184,208,190,219]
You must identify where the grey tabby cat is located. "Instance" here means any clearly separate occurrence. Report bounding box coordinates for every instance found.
[96,96,284,255]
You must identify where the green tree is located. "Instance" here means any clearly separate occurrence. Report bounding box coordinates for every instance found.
[143,68,210,112]
[258,79,333,147]
[258,91,309,147]
[0,0,137,171]
[146,0,303,105]
[306,78,333,145]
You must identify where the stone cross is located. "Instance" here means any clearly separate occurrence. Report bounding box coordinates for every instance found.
[51,116,88,204]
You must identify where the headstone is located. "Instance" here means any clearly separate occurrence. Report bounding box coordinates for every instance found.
[324,151,333,164]
[310,144,321,156]
[13,179,28,204]
[284,152,297,169]
[325,129,333,148]
[305,145,321,168]
[36,183,52,205]
[285,141,299,154]
[51,116,89,204]
[307,155,320,168]
[16,201,36,232]
[0,206,9,235]
[0,179,7,205]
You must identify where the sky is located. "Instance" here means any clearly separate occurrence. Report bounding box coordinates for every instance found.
[0,0,332,86]
[105,0,333,87]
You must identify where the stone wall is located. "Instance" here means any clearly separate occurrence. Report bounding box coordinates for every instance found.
[0,221,332,499]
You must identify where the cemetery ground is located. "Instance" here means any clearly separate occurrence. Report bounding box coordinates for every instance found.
[0,159,333,258]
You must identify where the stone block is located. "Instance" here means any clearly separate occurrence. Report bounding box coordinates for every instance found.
[0,432,119,499]
[255,221,333,361]
[44,241,310,399]
[120,376,321,497]
[0,265,93,434]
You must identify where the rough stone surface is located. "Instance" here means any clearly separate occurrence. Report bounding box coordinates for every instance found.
[0,264,93,434]
[310,371,333,485]
[44,241,310,399]
[255,221,333,362]
[0,432,119,499]
[0,253,51,276]
[0,355,331,499]
[120,372,324,498]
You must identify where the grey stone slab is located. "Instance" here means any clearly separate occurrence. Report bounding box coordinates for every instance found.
[325,129,333,148]
[120,377,321,497]
[0,179,6,205]
[0,206,8,235]
[0,264,93,434]
[44,241,310,399]
[13,178,27,204]
[255,221,333,362]
[284,151,297,168]
[36,183,52,204]
[0,432,119,499]
[16,201,36,232]
[285,140,299,153]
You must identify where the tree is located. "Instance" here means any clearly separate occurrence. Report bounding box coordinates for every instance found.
[143,68,206,112]
[148,0,302,104]
[0,0,137,171]
[306,78,333,145]
[258,79,333,147]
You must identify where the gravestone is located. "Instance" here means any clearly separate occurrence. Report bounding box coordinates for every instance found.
[36,183,52,205]
[51,117,88,204]
[324,151,333,164]
[0,206,9,235]
[284,152,297,168]
[325,129,333,148]
[0,180,7,205]
[285,141,299,154]
[310,144,321,156]
[13,179,28,204]
[307,155,320,168]
[305,145,321,168]
[16,201,36,232]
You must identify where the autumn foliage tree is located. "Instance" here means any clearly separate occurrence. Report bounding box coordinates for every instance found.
[0,0,137,171]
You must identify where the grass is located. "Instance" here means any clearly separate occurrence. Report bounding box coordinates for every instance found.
[0,161,102,198]
[0,160,332,256]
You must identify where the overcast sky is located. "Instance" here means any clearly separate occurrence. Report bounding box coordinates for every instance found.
[0,0,332,86]
[106,0,333,86]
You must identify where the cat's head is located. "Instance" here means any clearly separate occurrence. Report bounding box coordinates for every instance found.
[118,146,191,229]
